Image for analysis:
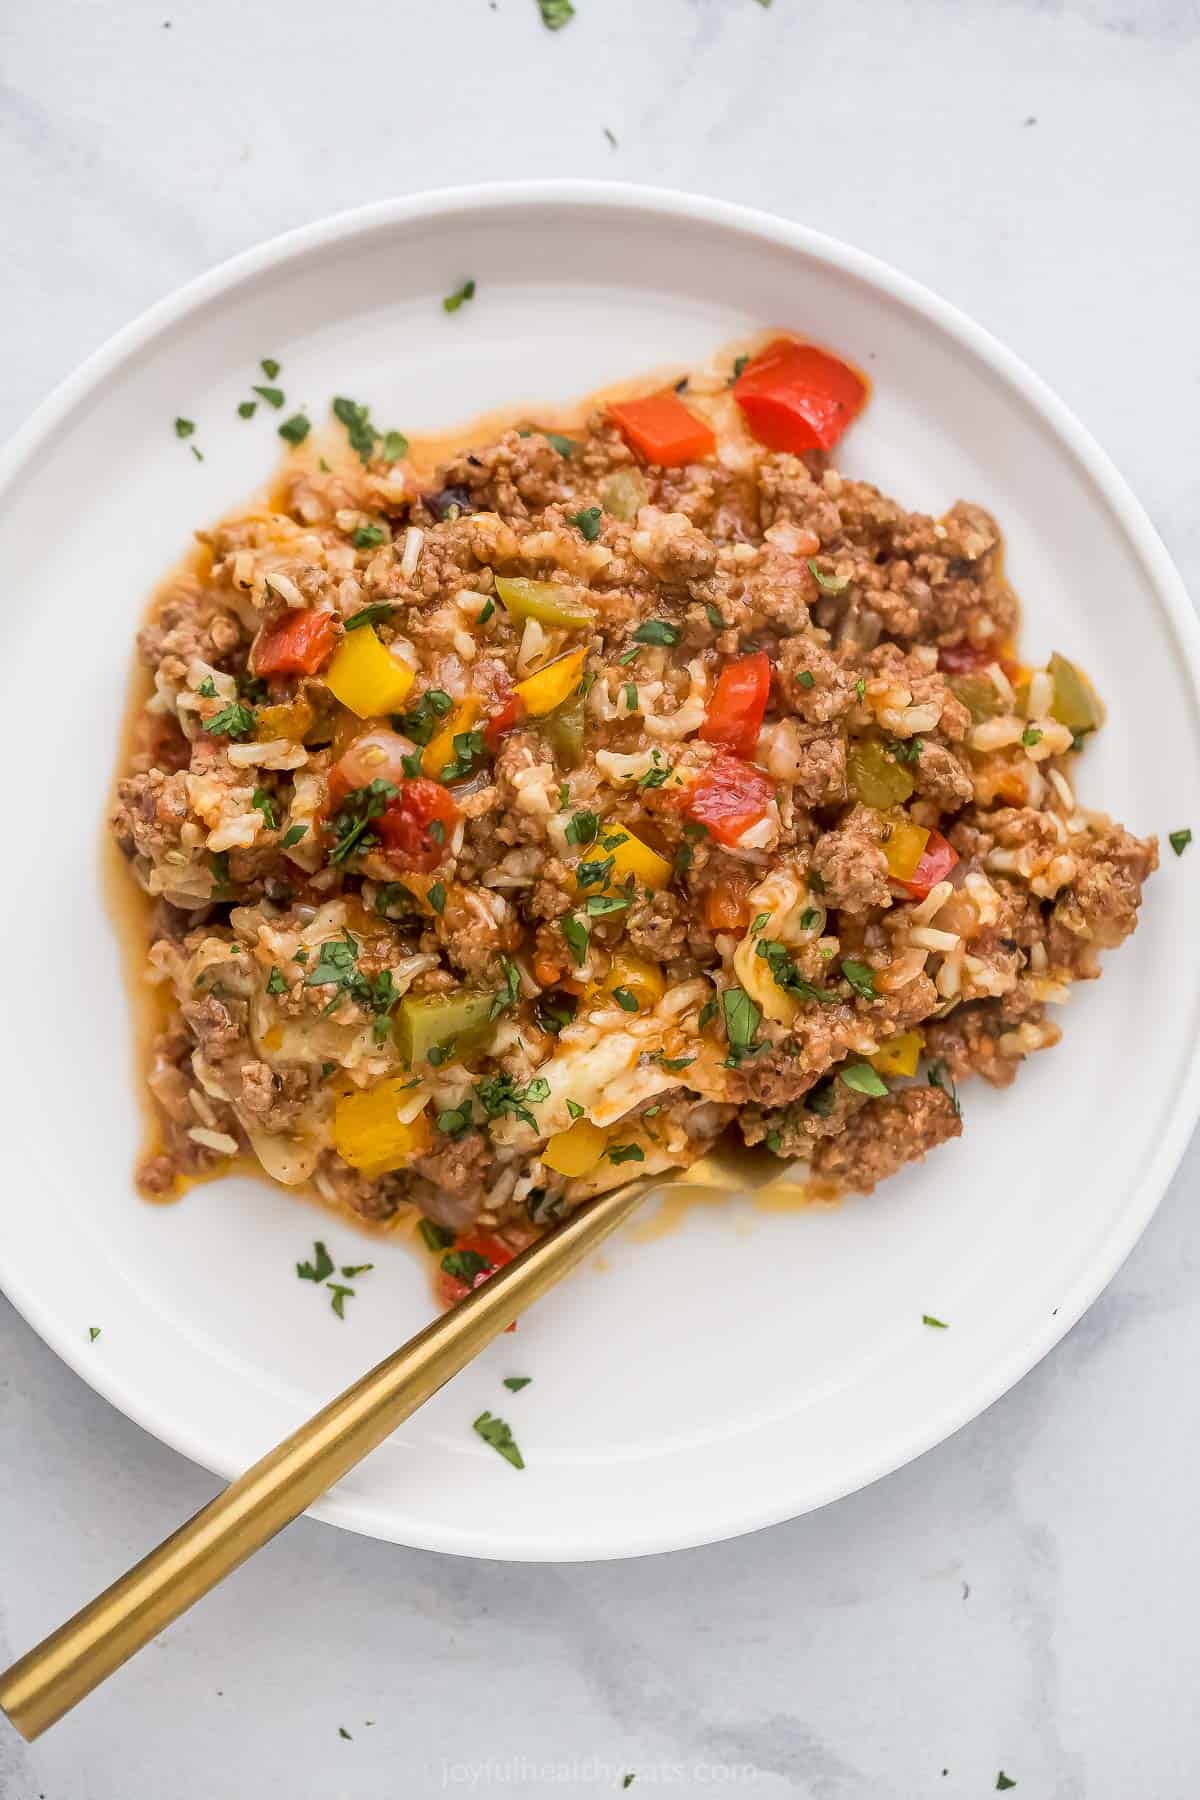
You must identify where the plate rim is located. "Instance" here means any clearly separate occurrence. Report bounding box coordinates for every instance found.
[2,179,1198,1561]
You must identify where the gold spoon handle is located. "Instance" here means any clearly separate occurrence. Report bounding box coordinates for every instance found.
[0,1175,655,1741]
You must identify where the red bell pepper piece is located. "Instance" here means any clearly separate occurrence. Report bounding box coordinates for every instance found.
[483,692,526,751]
[700,651,772,759]
[436,1231,517,1329]
[607,393,716,467]
[733,339,867,454]
[374,779,460,872]
[898,828,959,901]
[253,609,339,677]
[682,753,775,848]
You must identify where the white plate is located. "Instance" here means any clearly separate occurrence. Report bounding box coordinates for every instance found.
[1,183,1197,1561]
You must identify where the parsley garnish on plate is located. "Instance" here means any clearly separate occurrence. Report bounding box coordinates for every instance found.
[473,1411,525,1469]
[252,385,284,409]
[607,1143,644,1165]
[1021,726,1043,748]
[338,1726,352,1741]
[88,1326,101,1342]
[807,558,850,596]
[279,414,311,445]
[475,1073,550,1132]
[565,808,599,847]
[260,357,281,379]
[443,277,477,314]
[266,966,287,996]
[174,417,195,439]
[297,1241,335,1283]
[841,958,877,1000]
[280,823,307,849]
[923,1314,949,1329]
[839,1063,888,1098]
[327,1283,355,1319]
[327,779,399,865]
[611,986,639,1012]
[503,1376,532,1392]
[565,1098,585,1120]
[996,1777,1017,1792]
[561,913,590,966]
[536,0,574,28]
[353,523,386,549]
[1170,827,1192,855]
[721,986,761,1066]
[796,669,815,689]
[238,401,256,419]
[418,1219,455,1252]
[341,1262,373,1279]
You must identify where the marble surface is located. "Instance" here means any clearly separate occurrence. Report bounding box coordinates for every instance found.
[2,0,1199,1793]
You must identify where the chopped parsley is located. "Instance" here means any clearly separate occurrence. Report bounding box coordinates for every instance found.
[568,506,602,542]
[565,1098,585,1120]
[88,1326,101,1342]
[382,429,409,462]
[854,677,867,701]
[623,682,638,713]
[764,1131,783,1153]
[252,385,284,409]
[473,1411,524,1469]
[281,823,307,849]
[475,1073,551,1132]
[923,1314,949,1329]
[488,955,522,1021]
[353,522,386,549]
[302,931,398,1027]
[799,907,819,930]
[611,986,639,1012]
[332,395,379,464]
[338,1727,352,1741]
[638,752,675,790]
[618,646,642,667]
[649,1050,696,1073]
[341,1262,373,1279]
[260,358,281,379]
[441,1248,491,1285]
[327,1283,354,1319]
[885,736,923,765]
[266,966,287,996]
[1170,827,1192,855]
[576,854,615,890]
[565,809,599,847]
[841,958,878,1000]
[631,619,681,648]
[197,675,217,698]
[503,1376,532,1392]
[996,1778,1016,1793]
[607,1143,645,1165]
[721,986,761,1065]
[535,992,576,1035]
[204,700,255,739]
[750,911,770,936]
[436,1104,474,1140]
[278,414,311,445]
[705,603,725,632]
[441,727,486,782]
[375,881,416,918]
[805,1078,837,1118]
[796,669,815,689]
[544,431,575,457]
[561,914,590,966]
[174,417,195,438]
[345,601,397,634]
[808,868,827,894]
[418,1219,456,1252]
[1021,726,1043,748]
[428,881,446,915]
[839,1063,888,1098]
[756,939,831,1004]
[731,355,749,381]
[927,1059,962,1119]
[443,277,477,314]
[251,787,278,828]
[297,1241,335,1283]
[327,778,399,865]
[807,558,850,595]
[585,893,629,917]
[237,401,256,419]
[623,1779,636,1792]
[698,995,719,1030]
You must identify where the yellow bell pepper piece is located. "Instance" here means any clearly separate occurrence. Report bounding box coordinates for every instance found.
[883,819,930,884]
[514,649,588,718]
[541,1117,608,1178]
[605,825,672,892]
[326,625,416,719]
[333,1077,432,1178]
[593,952,665,1013]
[255,697,315,743]
[422,695,483,777]
[868,1030,924,1078]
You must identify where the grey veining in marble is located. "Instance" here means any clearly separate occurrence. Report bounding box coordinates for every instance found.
[2,1,1199,1794]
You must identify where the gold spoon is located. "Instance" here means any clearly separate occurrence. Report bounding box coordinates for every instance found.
[0,1146,791,1740]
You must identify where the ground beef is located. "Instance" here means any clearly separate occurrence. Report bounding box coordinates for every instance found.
[811,1087,962,1192]
[625,890,688,960]
[1047,823,1159,972]
[911,740,974,811]
[810,806,892,913]
[408,1133,494,1228]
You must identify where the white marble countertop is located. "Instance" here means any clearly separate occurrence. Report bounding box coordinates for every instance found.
[2,1,1199,1794]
